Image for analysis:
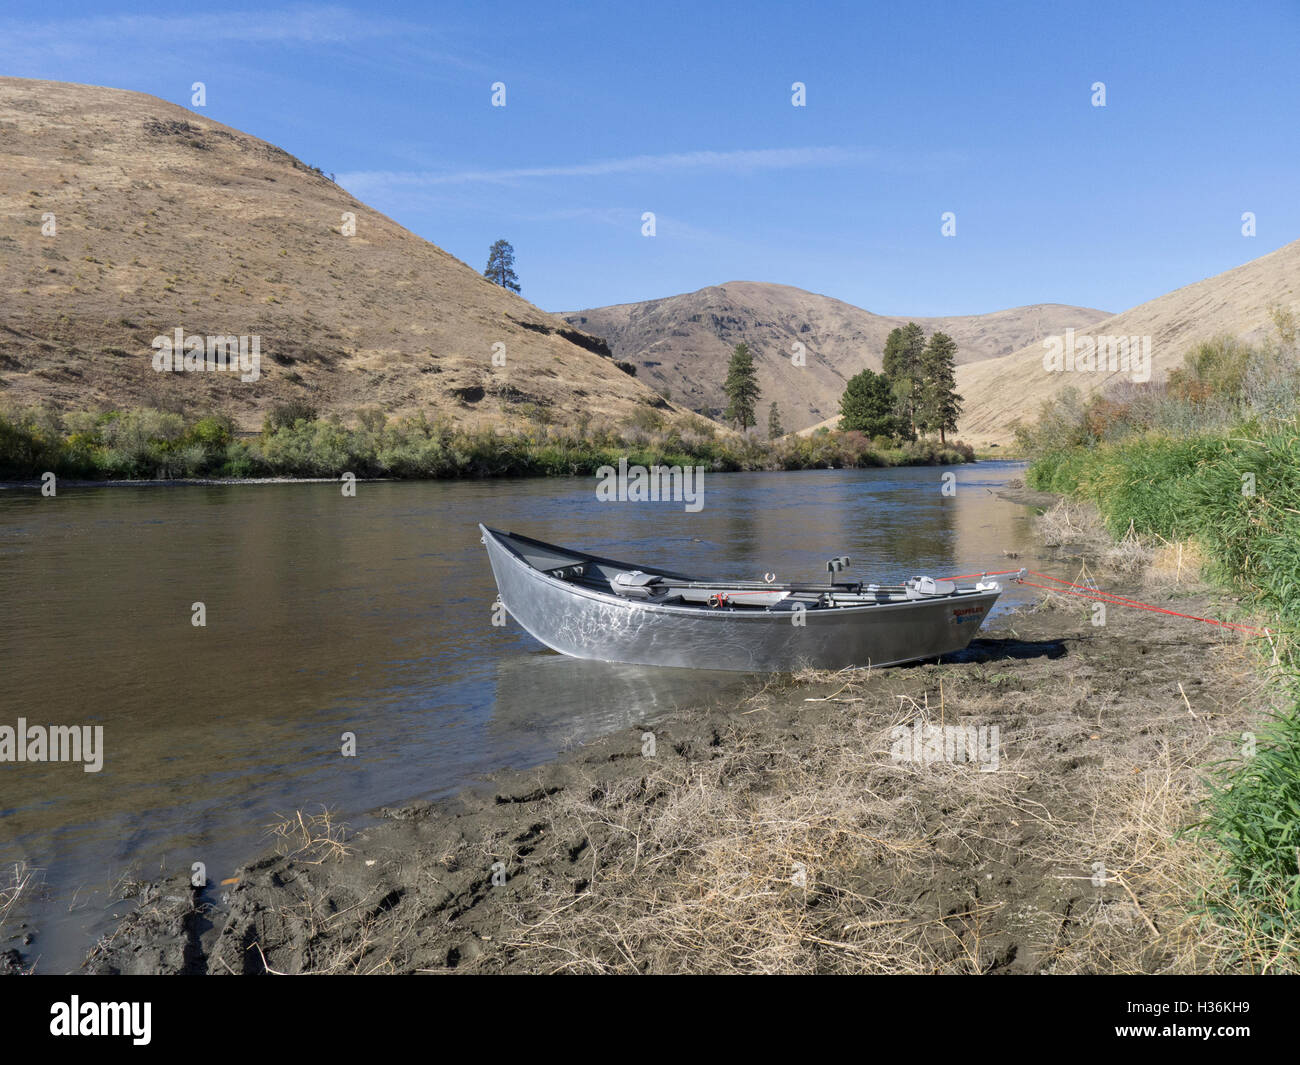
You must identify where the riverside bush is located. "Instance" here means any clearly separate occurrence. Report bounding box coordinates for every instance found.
[0,404,977,482]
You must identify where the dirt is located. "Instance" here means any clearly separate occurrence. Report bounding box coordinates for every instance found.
[996,480,1061,508]
[74,546,1272,974]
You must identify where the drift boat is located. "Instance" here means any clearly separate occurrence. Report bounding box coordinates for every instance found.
[481,525,1012,672]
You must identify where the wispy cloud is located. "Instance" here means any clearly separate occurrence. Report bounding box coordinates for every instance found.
[497,206,733,243]
[337,146,913,196]
[0,5,418,63]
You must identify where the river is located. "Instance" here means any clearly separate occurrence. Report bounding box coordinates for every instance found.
[1,459,1044,970]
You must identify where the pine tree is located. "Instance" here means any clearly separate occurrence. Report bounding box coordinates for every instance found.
[881,322,925,438]
[767,401,784,440]
[723,342,760,431]
[881,327,907,380]
[483,239,521,292]
[918,331,963,444]
[839,368,898,438]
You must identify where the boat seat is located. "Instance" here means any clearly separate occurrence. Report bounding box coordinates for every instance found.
[545,563,587,581]
[905,576,957,599]
[610,570,665,598]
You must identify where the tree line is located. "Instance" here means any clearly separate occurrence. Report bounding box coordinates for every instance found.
[722,323,963,443]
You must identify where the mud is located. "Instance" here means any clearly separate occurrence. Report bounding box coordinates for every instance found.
[75,555,1270,974]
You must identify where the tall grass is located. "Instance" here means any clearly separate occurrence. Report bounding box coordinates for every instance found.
[1027,424,1300,636]
[1194,706,1300,968]
[1021,315,1300,969]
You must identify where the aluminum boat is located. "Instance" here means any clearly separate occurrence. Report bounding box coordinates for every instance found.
[481,525,1010,672]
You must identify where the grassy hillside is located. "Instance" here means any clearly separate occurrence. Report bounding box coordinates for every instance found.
[0,77,684,435]
[958,238,1300,447]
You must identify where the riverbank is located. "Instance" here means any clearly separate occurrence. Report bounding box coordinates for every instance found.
[0,404,976,482]
[72,503,1280,975]
[1023,419,1300,966]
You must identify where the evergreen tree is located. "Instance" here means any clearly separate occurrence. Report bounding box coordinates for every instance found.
[918,331,963,443]
[881,322,925,437]
[723,342,760,431]
[483,239,521,292]
[767,401,784,440]
[881,327,907,380]
[839,368,898,438]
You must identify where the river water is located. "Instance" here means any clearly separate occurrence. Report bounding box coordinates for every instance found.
[1,459,1044,970]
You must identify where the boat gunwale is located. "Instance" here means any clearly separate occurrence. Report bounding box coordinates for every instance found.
[480,524,1002,622]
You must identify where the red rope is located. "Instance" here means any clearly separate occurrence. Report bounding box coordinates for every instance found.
[943,569,1026,581]
[719,568,1269,637]
[940,567,1270,637]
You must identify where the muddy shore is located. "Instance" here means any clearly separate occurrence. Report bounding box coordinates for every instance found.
[68,504,1273,975]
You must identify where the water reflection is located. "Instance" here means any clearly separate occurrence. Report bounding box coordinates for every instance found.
[489,653,750,754]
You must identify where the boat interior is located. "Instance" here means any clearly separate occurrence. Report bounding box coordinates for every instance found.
[486,527,1001,612]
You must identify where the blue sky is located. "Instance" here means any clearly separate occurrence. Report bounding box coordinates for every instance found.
[4,1,1297,316]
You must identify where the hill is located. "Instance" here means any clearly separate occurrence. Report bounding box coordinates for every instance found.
[0,78,677,433]
[563,282,1108,431]
[955,239,1300,445]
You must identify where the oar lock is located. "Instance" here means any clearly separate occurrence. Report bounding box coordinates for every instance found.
[826,556,852,575]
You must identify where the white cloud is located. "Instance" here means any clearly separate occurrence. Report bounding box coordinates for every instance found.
[338,146,895,195]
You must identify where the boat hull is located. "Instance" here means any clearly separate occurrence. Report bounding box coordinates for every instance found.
[483,527,1000,672]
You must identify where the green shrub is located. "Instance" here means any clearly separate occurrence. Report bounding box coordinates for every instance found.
[263,399,319,434]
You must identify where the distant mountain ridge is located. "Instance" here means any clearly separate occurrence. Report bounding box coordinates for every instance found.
[563,282,1109,431]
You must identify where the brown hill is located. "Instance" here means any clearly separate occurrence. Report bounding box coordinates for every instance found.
[0,78,677,432]
[562,282,1108,431]
[956,239,1300,445]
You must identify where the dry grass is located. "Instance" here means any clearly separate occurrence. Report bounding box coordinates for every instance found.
[1144,537,1211,591]
[490,682,1047,974]
[266,806,351,864]
[1035,498,1098,549]
[0,862,39,937]
[211,628,1275,975]
[1036,499,1156,579]
[1025,734,1223,972]
[472,629,1276,974]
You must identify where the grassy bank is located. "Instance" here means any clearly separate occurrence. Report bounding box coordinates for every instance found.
[1018,320,1300,970]
[0,403,976,481]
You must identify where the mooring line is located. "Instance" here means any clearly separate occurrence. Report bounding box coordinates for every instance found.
[941,567,1270,637]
